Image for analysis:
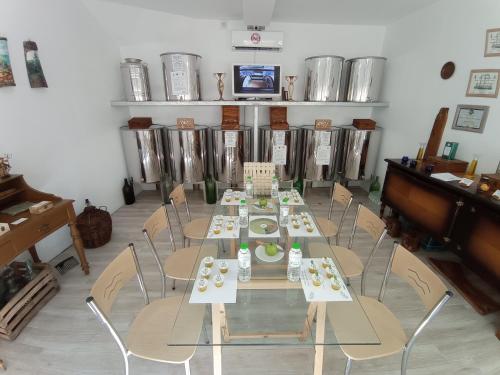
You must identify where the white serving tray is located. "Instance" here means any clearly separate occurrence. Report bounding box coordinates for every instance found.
[248,215,281,238]
[189,260,239,304]
[207,216,240,239]
[300,258,352,302]
[221,191,247,206]
[278,189,304,206]
[286,212,321,237]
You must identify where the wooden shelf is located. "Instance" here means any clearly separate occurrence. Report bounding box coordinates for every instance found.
[110,100,389,108]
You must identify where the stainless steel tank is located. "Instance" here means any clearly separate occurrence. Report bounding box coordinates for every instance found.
[337,125,382,181]
[163,125,208,184]
[259,126,301,181]
[120,125,166,183]
[212,126,252,185]
[120,58,151,102]
[301,126,341,181]
[341,56,386,102]
[304,55,344,101]
[160,52,202,101]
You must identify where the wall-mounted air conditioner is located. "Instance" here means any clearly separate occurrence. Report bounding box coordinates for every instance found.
[231,31,284,52]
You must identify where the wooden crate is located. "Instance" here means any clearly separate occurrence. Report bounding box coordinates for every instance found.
[0,264,59,340]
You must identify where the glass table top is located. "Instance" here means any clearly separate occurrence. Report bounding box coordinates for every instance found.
[167,190,380,347]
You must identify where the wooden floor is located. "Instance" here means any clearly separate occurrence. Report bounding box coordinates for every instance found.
[1,188,498,375]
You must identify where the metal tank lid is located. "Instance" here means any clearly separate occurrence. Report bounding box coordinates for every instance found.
[164,124,209,131]
[120,124,165,131]
[301,125,341,131]
[346,56,387,61]
[160,52,202,58]
[212,125,252,131]
[259,125,300,131]
[305,55,345,61]
[122,58,143,64]
[339,124,381,131]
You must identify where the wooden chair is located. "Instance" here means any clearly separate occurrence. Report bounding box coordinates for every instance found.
[169,184,211,247]
[329,243,453,375]
[143,204,201,296]
[243,162,275,196]
[315,182,353,245]
[85,244,204,375]
[314,204,387,295]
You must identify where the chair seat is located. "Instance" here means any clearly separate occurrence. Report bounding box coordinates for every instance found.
[331,246,364,278]
[316,217,338,237]
[127,296,204,364]
[335,296,407,361]
[164,246,200,280]
[183,217,211,240]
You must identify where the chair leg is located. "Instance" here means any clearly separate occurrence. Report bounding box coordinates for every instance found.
[344,358,352,375]
[203,322,210,344]
[184,360,191,375]
[183,236,187,248]
[335,233,340,246]
[401,348,410,375]
[345,277,351,286]
[172,279,176,290]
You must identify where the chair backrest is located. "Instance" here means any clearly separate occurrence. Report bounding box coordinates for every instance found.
[350,204,387,296]
[143,205,170,241]
[387,244,449,311]
[169,184,190,222]
[89,244,148,317]
[377,243,452,351]
[328,182,353,220]
[244,162,275,195]
[143,205,177,298]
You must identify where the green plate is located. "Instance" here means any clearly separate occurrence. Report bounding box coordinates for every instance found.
[249,218,278,235]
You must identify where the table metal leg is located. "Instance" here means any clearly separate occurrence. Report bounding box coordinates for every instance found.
[212,303,223,375]
[313,302,326,375]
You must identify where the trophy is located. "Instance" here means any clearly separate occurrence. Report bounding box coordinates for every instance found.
[285,75,297,101]
[214,72,225,101]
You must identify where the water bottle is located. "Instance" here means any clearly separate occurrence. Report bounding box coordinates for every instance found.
[287,242,302,282]
[245,176,253,199]
[271,176,279,198]
[279,197,289,227]
[238,242,251,282]
[239,199,248,228]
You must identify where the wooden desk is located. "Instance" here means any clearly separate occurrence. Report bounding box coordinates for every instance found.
[380,159,500,314]
[0,175,89,274]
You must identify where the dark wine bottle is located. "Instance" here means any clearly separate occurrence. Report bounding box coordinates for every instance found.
[205,175,217,204]
[122,178,135,205]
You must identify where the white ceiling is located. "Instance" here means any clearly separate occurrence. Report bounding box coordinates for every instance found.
[101,0,440,25]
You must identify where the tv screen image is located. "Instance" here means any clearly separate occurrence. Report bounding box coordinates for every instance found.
[233,65,281,97]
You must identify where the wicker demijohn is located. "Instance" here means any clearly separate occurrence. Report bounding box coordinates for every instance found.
[76,200,112,249]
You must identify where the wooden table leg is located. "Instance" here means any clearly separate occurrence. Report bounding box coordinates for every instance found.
[28,246,41,263]
[66,205,89,274]
[212,303,223,375]
[300,302,317,341]
[313,302,326,375]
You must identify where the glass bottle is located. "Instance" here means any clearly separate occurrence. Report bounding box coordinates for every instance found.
[122,178,135,205]
[204,175,217,204]
[416,142,426,161]
[465,154,479,179]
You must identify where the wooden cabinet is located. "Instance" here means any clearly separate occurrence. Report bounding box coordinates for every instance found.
[381,159,500,286]
[0,175,89,274]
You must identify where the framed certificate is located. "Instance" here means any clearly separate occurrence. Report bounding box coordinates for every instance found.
[451,105,489,133]
[466,69,500,98]
[485,28,500,57]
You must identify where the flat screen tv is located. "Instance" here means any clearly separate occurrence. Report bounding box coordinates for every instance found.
[232,64,281,98]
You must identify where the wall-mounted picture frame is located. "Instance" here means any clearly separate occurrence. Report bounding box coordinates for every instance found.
[484,28,500,57]
[466,69,500,98]
[451,105,489,133]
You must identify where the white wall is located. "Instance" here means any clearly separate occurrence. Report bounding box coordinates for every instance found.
[0,0,127,261]
[375,0,500,178]
[86,1,386,127]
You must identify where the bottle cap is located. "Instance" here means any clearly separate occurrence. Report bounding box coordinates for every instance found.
[282,197,289,204]
[292,242,300,250]
[240,242,249,250]
[240,199,246,205]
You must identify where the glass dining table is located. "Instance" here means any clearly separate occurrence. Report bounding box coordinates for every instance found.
[167,189,380,374]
